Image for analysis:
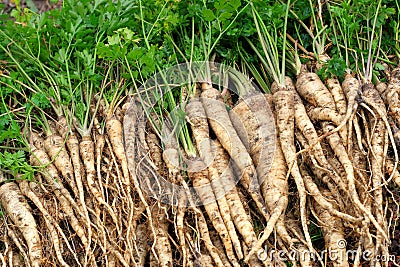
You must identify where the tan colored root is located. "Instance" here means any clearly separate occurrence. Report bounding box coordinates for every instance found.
[0,181,42,267]
[208,165,243,259]
[325,77,347,117]
[385,158,400,187]
[197,212,226,267]
[200,84,267,219]
[363,83,390,258]
[264,93,297,247]
[96,133,106,194]
[243,97,291,260]
[186,97,243,259]
[283,78,347,182]
[295,67,337,110]
[321,122,388,241]
[174,206,189,267]
[185,97,213,164]
[307,106,343,126]
[18,180,78,267]
[300,166,359,222]
[146,132,167,178]
[65,132,89,214]
[322,73,361,148]
[229,93,287,247]
[29,146,95,257]
[188,159,240,267]
[212,140,258,249]
[228,91,275,172]
[44,132,80,198]
[123,101,158,261]
[209,227,235,267]
[6,225,32,267]
[106,117,130,186]
[361,84,399,185]
[387,67,400,128]
[273,90,313,254]
[163,143,226,267]
[150,204,173,267]
[64,131,93,261]
[79,136,121,234]
[133,222,150,266]
[295,130,348,200]
[29,144,83,220]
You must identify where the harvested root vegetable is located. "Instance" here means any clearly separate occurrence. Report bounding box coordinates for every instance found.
[188,158,240,267]
[362,82,390,257]
[260,135,293,246]
[133,222,150,266]
[300,166,359,222]
[128,103,162,262]
[321,121,388,241]
[228,90,275,185]
[337,73,361,141]
[64,131,89,214]
[54,116,87,212]
[282,77,332,172]
[197,212,226,267]
[306,106,343,126]
[29,145,82,213]
[18,180,74,267]
[295,68,347,142]
[294,127,348,196]
[151,205,173,267]
[44,129,80,198]
[208,165,243,259]
[106,116,130,187]
[387,66,400,128]
[79,135,121,234]
[230,91,293,255]
[185,97,213,164]
[200,83,268,220]
[212,140,258,249]
[29,146,93,252]
[146,131,167,178]
[325,77,347,117]
[0,178,42,267]
[295,66,337,111]
[273,90,314,254]
[312,189,349,267]
[57,122,92,258]
[186,96,243,259]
